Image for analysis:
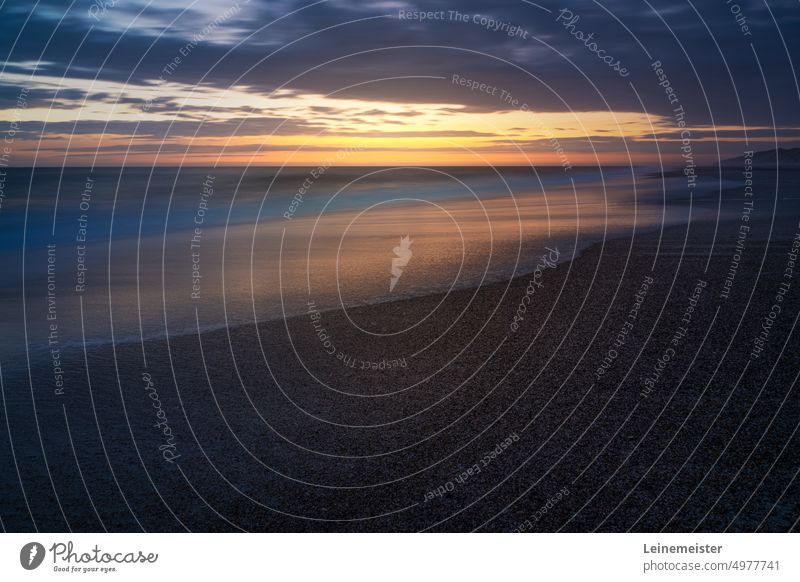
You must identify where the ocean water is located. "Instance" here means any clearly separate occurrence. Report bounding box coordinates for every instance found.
[0,165,716,368]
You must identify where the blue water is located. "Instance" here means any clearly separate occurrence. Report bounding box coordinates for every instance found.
[0,165,708,367]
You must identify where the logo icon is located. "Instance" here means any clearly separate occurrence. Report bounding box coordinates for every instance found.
[20,542,45,570]
[389,235,413,292]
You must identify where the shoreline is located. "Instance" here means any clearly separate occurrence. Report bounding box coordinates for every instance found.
[15,217,698,362]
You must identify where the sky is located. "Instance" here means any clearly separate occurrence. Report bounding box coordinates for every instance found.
[1,0,799,166]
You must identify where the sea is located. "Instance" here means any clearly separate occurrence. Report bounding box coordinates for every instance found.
[0,165,725,371]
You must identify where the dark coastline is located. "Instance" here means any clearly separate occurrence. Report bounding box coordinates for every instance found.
[3,207,800,532]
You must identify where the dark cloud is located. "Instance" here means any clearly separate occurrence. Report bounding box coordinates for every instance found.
[1,0,799,144]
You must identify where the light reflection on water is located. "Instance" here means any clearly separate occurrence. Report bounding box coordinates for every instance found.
[0,165,707,361]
